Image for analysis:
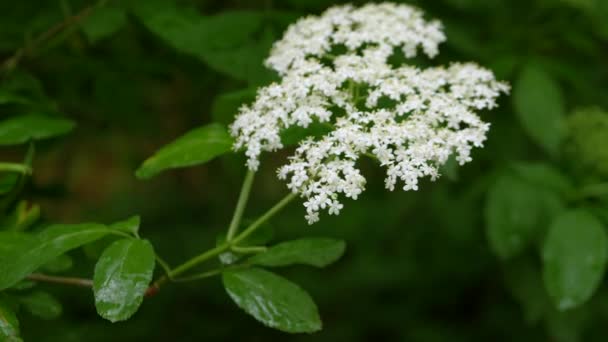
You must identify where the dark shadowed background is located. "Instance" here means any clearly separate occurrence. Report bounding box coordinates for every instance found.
[1,0,608,341]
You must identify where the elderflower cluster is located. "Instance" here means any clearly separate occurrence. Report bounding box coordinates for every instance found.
[230,3,509,224]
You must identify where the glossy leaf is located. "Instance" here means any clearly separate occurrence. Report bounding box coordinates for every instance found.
[136,123,233,179]
[485,174,563,260]
[223,268,321,333]
[0,295,21,341]
[513,64,565,156]
[93,239,156,322]
[217,222,274,265]
[542,210,608,310]
[0,114,75,146]
[0,223,113,290]
[19,291,62,320]
[249,238,346,268]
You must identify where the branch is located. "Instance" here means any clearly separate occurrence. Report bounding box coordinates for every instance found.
[1,0,109,73]
[26,273,161,298]
[26,273,92,287]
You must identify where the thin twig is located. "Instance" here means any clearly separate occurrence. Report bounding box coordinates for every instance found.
[1,0,109,73]
[26,273,93,288]
[26,273,161,298]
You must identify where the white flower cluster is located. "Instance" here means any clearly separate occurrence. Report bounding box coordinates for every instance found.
[230,3,509,224]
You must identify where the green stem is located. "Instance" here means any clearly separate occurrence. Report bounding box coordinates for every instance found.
[27,273,92,288]
[0,162,32,174]
[153,192,297,288]
[155,254,172,279]
[27,272,163,298]
[231,245,267,254]
[158,244,230,287]
[226,170,255,241]
[172,265,248,283]
[1,0,109,73]
[172,269,223,282]
[231,193,297,245]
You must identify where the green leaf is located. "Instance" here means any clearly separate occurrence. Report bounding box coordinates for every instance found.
[9,281,36,291]
[1,200,41,232]
[542,209,608,311]
[132,1,274,83]
[510,162,574,195]
[0,295,21,341]
[81,6,127,43]
[222,268,322,333]
[109,216,141,237]
[136,123,233,179]
[485,174,563,260]
[249,238,346,268]
[0,174,19,195]
[19,291,62,320]
[0,114,75,146]
[545,306,589,342]
[211,88,256,125]
[565,107,608,178]
[0,90,31,106]
[513,64,566,156]
[0,223,114,290]
[504,258,550,324]
[93,239,155,322]
[217,221,274,265]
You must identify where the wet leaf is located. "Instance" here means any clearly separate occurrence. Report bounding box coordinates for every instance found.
[93,239,155,322]
[223,268,321,333]
[0,295,21,341]
[136,123,233,179]
[0,223,113,290]
[542,210,607,311]
[249,238,346,268]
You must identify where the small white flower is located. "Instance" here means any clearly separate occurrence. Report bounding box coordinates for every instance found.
[230,3,509,224]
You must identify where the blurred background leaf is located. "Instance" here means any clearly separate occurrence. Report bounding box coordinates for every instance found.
[0,0,607,341]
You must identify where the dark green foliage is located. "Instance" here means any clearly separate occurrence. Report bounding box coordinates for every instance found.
[222,268,322,333]
[542,210,607,311]
[93,239,155,322]
[249,238,346,268]
[564,107,608,179]
[135,123,233,179]
[0,0,607,341]
[0,224,115,290]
